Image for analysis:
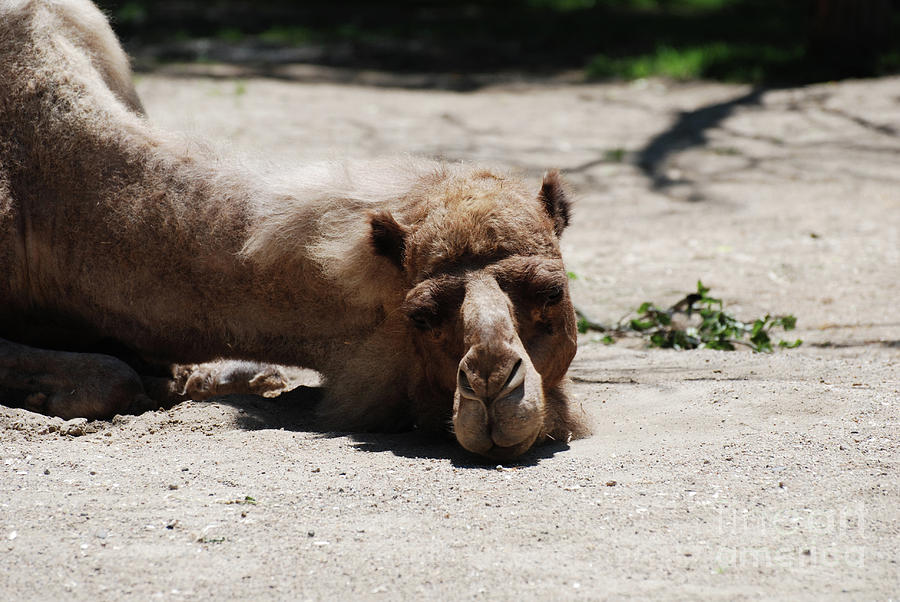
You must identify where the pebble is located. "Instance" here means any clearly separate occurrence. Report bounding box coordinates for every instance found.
[60,418,89,436]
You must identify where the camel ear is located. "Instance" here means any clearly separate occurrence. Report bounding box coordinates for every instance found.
[369,210,407,270]
[538,169,571,237]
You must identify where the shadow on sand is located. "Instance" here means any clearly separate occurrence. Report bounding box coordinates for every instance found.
[214,385,570,468]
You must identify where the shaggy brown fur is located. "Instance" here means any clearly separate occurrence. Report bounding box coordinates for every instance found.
[0,0,588,458]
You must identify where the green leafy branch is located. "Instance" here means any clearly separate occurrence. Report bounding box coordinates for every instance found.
[576,281,802,352]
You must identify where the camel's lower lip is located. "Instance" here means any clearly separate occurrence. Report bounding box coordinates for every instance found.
[455,433,537,461]
[480,431,541,461]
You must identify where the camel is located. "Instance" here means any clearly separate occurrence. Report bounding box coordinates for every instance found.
[0,0,588,459]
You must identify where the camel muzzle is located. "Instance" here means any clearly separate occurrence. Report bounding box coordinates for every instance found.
[452,275,545,458]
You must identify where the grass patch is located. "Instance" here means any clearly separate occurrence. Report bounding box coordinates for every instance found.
[259,26,316,46]
[603,148,627,162]
[114,1,147,25]
[878,50,900,73]
[587,43,803,82]
[527,0,742,9]
[216,28,245,44]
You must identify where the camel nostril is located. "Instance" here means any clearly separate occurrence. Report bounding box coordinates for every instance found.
[499,358,524,397]
[458,353,527,403]
[457,367,478,400]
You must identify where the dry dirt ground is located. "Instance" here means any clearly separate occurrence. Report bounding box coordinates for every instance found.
[2,69,898,600]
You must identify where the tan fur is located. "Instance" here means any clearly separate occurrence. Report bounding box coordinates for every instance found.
[0,0,587,458]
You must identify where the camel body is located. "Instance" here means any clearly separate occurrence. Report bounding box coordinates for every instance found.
[0,0,586,458]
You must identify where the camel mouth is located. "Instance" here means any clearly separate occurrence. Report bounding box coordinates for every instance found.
[452,414,542,460]
[452,376,544,460]
[482,430,543,461]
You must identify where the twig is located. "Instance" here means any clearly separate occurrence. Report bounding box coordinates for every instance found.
[575,281,800,352]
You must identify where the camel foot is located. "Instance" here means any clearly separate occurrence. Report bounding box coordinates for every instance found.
[170,361,290,401]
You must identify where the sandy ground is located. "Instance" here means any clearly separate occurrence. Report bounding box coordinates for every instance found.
[2,70,898,600]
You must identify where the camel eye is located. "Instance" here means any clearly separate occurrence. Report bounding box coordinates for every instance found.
[544,286,564,306]
[408,310,436,331]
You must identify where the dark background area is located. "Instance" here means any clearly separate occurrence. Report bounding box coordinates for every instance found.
[96,0,899,84]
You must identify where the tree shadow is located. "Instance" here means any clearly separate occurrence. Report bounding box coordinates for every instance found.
[630,79,900,199]
[635,87,768,196]
[103,1,898,91]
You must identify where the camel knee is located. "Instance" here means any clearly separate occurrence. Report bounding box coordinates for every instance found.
[0,338,148,419]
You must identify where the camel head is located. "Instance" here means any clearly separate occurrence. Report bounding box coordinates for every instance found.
[370,169,577,459]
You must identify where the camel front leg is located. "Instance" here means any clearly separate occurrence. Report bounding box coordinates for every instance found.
[172,361,289,401]
[316,330,417,433]
[0,337,154,419]
[142,360,290,405]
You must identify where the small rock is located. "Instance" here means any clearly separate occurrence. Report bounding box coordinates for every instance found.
[60,418,89,436]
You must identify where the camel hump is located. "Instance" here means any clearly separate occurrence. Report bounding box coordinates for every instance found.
[1,0,144,114]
